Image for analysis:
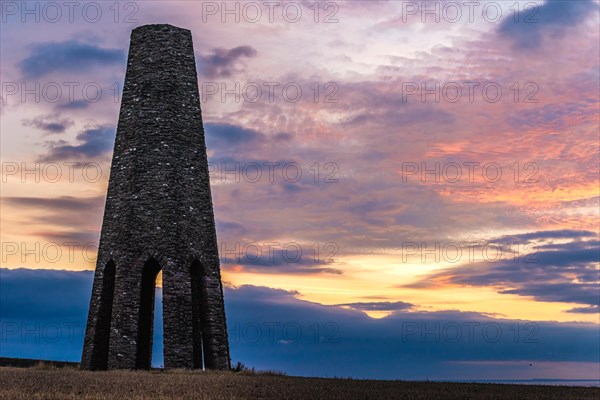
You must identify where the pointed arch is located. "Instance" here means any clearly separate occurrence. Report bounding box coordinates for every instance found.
[90,260,116,370]
[135,257,162,369]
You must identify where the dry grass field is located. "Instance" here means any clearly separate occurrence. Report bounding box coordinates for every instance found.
[0,366,598,400]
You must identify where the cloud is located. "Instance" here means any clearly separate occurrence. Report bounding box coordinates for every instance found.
[38,126,115,162]
[336,301,413,312]
[197,45,257,78]
[506,102,597,131]
[19,40,125,78]
[493,229,597,245]
[337,80,455,128]
[498,0,597,49]
[1,195,105,235]
[216,220,248,237]
[204,123,263,148]
[203,123,298,169]
[0,269,92,320]
[22,115,74,134]
[55,100,90,111]
[566,305,600,314]
[221,246,343,275]
[29,231,100,246]
[3,195,104,212]
[405,231,599,313]
[0,269,91,361]
[225,284,599,379]
[1,269,598,379]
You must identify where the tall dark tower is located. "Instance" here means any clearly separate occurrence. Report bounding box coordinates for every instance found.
[81,24,230,370]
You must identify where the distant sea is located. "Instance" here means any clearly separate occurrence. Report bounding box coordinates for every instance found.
[453,380,600,387]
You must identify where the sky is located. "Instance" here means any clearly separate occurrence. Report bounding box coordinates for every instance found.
[0,0,599,381]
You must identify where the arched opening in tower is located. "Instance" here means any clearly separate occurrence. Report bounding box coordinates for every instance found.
[135,258,162,369]
[90,260,116,370]
[152,271,164,368]
[191,260,208,369]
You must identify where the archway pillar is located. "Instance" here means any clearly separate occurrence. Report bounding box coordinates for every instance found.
[105,255,150,370]
[162,260,195,369]
[81,258,116,370]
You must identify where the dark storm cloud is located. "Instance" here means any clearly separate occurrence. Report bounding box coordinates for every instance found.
[197,45,257,78]
[498,0,597,49]
[19,40,125,78]
[1,269,598,378]
[38,126,115,162]
[22,115,74,134]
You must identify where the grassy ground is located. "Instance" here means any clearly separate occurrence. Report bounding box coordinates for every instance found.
[0,366,598,400]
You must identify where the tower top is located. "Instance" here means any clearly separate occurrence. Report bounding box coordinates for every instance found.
[132,23,191,33]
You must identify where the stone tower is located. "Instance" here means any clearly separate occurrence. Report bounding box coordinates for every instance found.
[81,24,230,370]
